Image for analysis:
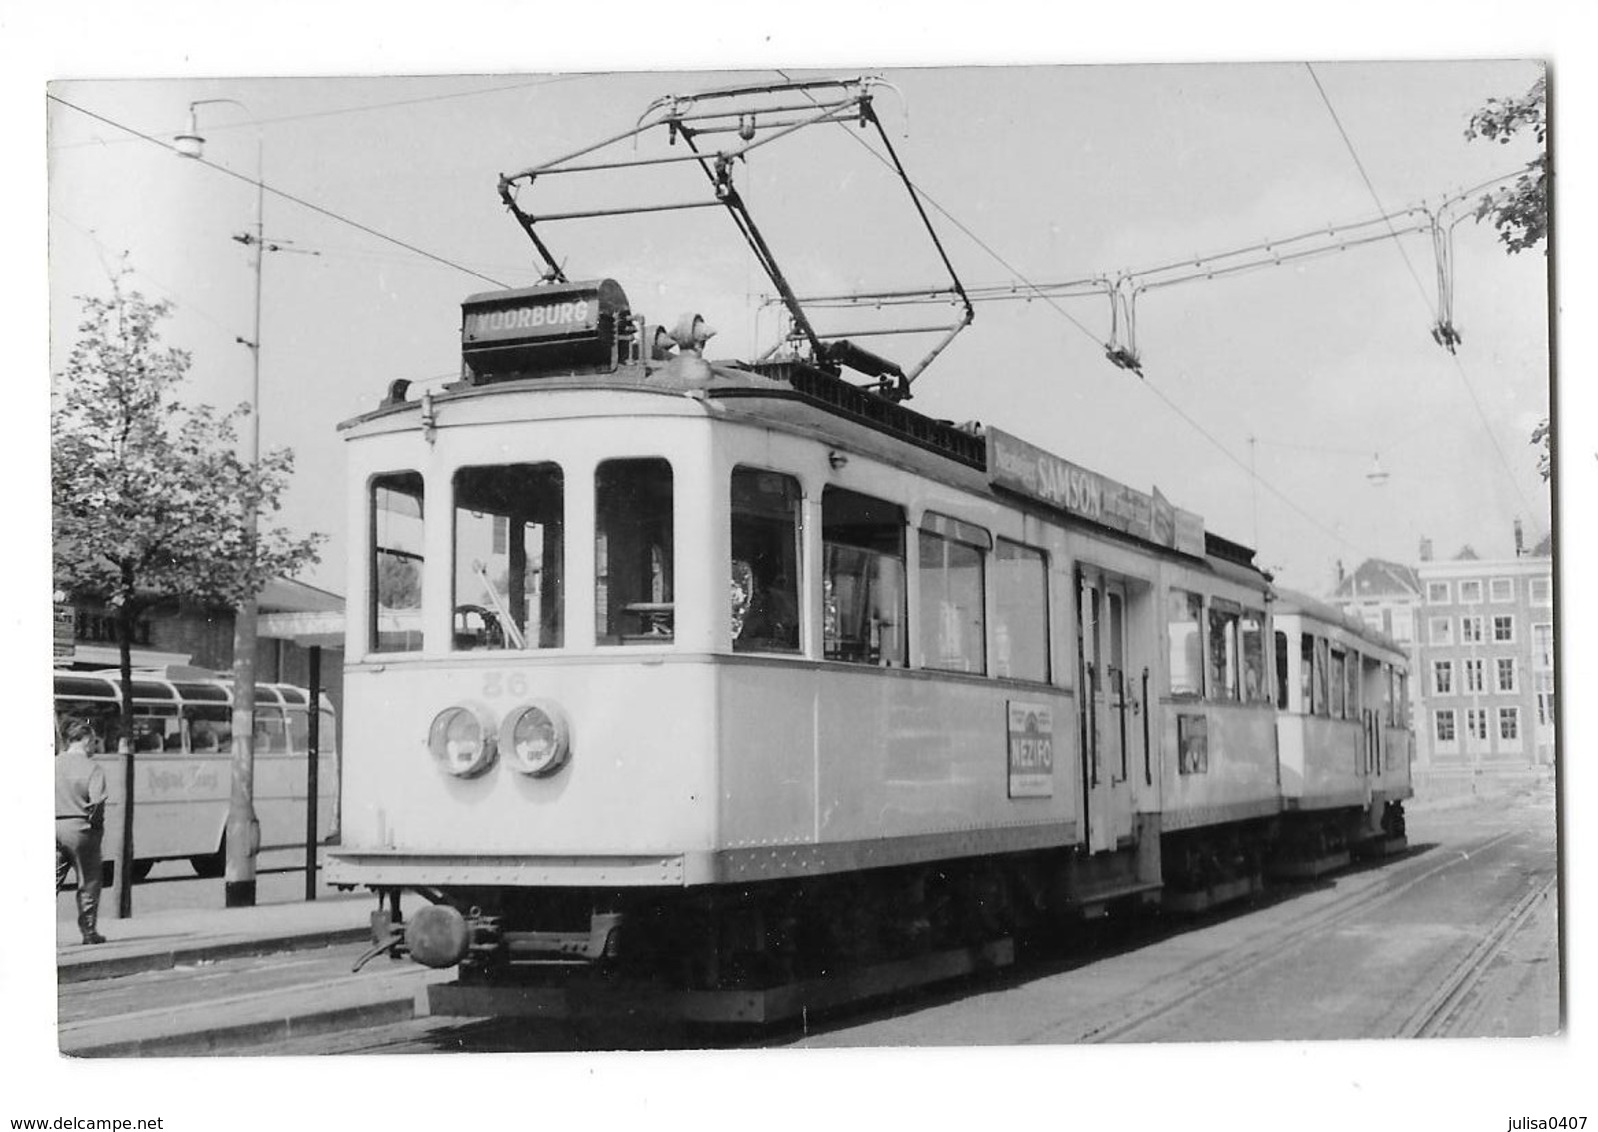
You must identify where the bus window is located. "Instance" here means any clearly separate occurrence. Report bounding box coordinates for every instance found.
[730,468,802,653]
[372,471,425,653]
[454,463,565,651]
[133,710,179,752]
[288,708,309,754]
[254,707,287,753]
[821,487,906,666]
[319,708,337,755]
[188,705,232,754]
[596,459,674,644]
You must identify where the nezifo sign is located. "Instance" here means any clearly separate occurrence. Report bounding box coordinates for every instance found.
[1007,700,1054,798]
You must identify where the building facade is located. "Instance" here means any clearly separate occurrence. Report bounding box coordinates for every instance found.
[1411,551,1554,767]
[1329,558,1424,746]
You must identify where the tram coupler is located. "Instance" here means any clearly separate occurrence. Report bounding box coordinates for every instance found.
[502,910,624,962]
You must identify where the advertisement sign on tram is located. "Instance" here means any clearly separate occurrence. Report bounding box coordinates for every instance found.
[1007,700,1055,798]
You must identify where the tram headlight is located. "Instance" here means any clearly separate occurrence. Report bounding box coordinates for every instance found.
[428,705,497,778]
[500,700,572,777]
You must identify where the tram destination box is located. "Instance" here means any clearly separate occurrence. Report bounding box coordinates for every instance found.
[460,278,631,383]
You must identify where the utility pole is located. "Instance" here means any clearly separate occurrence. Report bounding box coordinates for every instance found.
[176,100,264,906]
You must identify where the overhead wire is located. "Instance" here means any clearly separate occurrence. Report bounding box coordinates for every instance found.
[46,94,511,289]
[774,68,1383,565]
[1304,63,1544,531]
[49,75,597,151]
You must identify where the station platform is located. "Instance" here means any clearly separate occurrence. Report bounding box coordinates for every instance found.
[55,889,445,1057]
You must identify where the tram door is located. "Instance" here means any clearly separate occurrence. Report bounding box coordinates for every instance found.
[1077,570,1134,854]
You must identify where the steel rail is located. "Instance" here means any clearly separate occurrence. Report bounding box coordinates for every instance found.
[1072,827,1524,1044]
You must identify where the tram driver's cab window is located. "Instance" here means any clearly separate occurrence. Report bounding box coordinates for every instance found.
[452,463,565,651]
[371,471,425,653]
[822,487,906,666]
[730,468,801,653]
[596,458,674,644]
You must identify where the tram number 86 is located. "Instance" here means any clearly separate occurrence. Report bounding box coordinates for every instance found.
[482,671,533,699]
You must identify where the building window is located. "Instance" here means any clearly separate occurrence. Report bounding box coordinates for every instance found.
[1529,577,1552,605]
[730,468,802,654]
[1537,691,1555,727]
[1460,615,1483,644]
[1433,659,1453,696]
[1168,590,1205,697]
[1392,609,1413,643]
[1493,615,1515,643]
[1532,623,1553,669]
[916,513,989,675]
[371,470,425,653]
[74,609,154,648]
[1490,577,1514,602]
[1430,617,1453,646]
[1435,709,1456,742]
[992,540,1049,682]
[1498,707,1520,741]
[822,487,906,667]
[595,458,675,645]
[1463,658,1484,693]
[1459,580,1483,604]
[1466,708,1488,741]
[1361,609,1383,633]
[1496,657,1517,693]
[1427,581,1451,604]
[452,463,565,651]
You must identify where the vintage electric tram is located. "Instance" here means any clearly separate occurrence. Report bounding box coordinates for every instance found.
[325,77,1411,1019]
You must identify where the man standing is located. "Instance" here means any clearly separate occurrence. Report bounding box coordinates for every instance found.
[56,719,108,945]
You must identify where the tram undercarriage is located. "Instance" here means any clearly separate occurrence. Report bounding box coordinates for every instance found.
[358,846,1163,1023]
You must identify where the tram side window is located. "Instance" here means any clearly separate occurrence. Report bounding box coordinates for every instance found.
[372,472,425,653]
[453,463,565,651]
[1274,630,1290,709]
[1345,651,1362,721]
[1240,609,1266,704]
[917,514,989,675]
[822,487,906,666]
[1305,636,1330,716]
[730,468,802,653]
[596,459,674,645]
[993,540,1049,682]
[1329,648,1346,718]
[1206,602,1241,702]
[1167,589,1204,697]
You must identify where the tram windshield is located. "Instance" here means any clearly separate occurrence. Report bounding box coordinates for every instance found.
[453,463,565,650]
[730,468,802,653]
[596,458,674,645]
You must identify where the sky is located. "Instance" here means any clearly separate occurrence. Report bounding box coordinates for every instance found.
[42,61,1551,598]
[8,3,1596,1129]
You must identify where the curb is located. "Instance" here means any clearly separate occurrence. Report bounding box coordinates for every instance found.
[58,926,373,984]
[64,988,425,1058]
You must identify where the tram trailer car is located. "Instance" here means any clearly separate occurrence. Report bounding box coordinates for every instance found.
[1270,591,1413,877]
[326,278,1412,1004]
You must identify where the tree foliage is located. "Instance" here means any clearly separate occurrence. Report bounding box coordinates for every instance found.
[52,273,324,704]
[1467,75,1551,484]
[1465,74,1547,256]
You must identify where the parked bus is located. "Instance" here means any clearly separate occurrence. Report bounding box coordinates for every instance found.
[53,667,338,880]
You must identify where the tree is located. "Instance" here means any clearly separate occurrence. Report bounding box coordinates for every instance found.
[51,272,323,795]
[1465,74,1547,255]
[1466,74,1551,482]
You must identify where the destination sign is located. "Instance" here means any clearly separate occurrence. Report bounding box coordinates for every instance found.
[459,279,631,383]
[463,295,599,345]
[987,427,1206,556]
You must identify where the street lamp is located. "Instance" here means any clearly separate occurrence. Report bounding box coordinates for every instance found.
[177,98,265,908]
